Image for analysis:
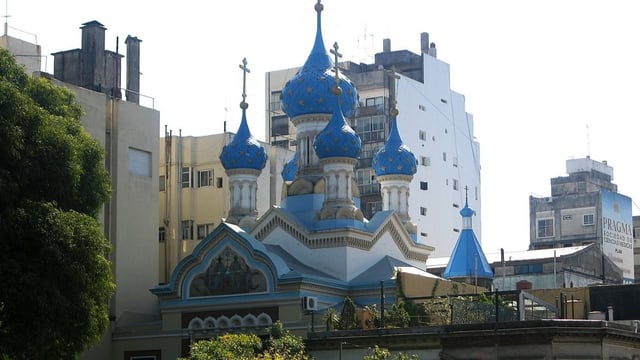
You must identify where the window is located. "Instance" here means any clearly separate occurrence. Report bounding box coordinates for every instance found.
[271,115,289,137]
[537,218,554,238]
[158,227,166,242]
[442,152,447,162]
[583,214,594,225]
[366,201,382,217]
[515,263,543,274]
[420,181,428,190]
[419,130,426,141]
[356,168,379,195]
[159,175,165,191]
[181,220,194,240]
[365,96,384,107]
[128,147,151,177]
[452,178,459,191]
[270,90,282,112]
[355,115,385,142]
[420,156,430,166]
[453,156,458,167]
[453,228,460,233]
[418,104,426,111]
[181,167,193,188]
[453,203,459,208]
[124,350,161,360]
[577,181,586,193]
[272,139,289,149]
[198,169,213,187]
[420,207,427,216]
[420,232,427,237]
[197,223,214,239]
[441,98,448,104]
[216,177,223,188]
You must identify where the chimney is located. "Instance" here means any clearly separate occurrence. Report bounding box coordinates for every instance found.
[420,32,429,53]
[428,42,437,58]
[80,20,106,91]
[125,35,142,104]
[383,38,391,53]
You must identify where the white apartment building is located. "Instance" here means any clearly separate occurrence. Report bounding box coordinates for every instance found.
[265,34,481,257]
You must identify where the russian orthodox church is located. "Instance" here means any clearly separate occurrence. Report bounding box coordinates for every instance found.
[150,1,488,348]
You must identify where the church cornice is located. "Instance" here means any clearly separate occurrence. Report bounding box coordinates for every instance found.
[251,208,432,263]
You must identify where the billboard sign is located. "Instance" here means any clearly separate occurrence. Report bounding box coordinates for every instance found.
[601,190,634,283]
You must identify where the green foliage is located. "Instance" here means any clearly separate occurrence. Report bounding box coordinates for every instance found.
[362,345,418,360]
[182,333,262,360]
[180,322,311,360]
[0,48,114,358]
[340,297,357,330]
[385,302,411,328]
[322,307,340,331]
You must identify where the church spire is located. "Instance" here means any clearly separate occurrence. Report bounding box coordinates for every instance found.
[219,58,267,229]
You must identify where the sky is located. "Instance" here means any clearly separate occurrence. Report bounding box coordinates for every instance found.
[6,0,640,254]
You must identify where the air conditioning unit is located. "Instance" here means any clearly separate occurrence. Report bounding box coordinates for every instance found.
[302,296,318,311]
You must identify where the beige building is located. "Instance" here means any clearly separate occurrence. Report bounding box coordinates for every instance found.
[158,131,293,282]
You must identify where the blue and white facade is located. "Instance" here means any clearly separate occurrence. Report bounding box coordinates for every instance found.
[148,2,439,357]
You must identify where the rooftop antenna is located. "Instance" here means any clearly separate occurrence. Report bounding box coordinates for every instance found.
[223,98,228,133]
[3,0,10,36]
[586,124,591,157]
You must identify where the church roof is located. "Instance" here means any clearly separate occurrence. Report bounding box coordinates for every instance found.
[281,153,298,181]
[219,110,267,171]
[313,99,361,159]
[280,1,358,119]
[442,228,493,280]
[373,117,417,177]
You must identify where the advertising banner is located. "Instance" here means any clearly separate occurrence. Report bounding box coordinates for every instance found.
[601,190,634,283]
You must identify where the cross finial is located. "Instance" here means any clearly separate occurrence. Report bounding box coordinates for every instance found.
[239,58,250,109]
[329,42,342,95]
[464,185,469,203]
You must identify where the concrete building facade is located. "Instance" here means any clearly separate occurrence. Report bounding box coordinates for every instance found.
[266,34,481,258]
[158,132,292,282]
[529,157,634,283]
[0,21,42,75]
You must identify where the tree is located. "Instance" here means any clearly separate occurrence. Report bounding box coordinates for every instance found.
[340,297,357,330]
[322,307,340,331]
[180,322,311,360]
[0,49,114,359]
[362,345,418,360]
[181,333,262,360]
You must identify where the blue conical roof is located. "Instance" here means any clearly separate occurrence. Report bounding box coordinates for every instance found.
[372,118,417,176]
[220,110,267,171]
[280,1,358,119]
[443,201,493,280]
[313,101,361,159]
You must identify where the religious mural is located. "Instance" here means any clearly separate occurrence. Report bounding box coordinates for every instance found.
[189,247,267,297]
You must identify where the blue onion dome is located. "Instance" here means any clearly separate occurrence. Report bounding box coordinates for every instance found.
[460,199,475,218]
[313,90,361,159]
[220,108,267,171]
[281,152,298,181]
[372,116,417,176]
[280,1,358,119]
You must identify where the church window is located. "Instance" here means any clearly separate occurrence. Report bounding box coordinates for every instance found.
[452,178,459,191]
[158,227,166,242]
[419,130,426,140]
[216,177,223,188]
[420,181,428,190]
[420,207,427,216]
